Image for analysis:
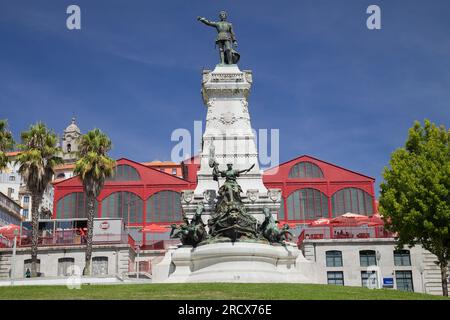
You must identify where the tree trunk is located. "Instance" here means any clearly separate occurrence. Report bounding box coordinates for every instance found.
[83,195,95,276]
[30,193,42,278]
[439,259,449,297]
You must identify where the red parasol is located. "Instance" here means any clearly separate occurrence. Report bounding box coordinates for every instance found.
[141,224,169,233]
[309,218,331,227]
[0,224,21,239]
[330,213,370,226]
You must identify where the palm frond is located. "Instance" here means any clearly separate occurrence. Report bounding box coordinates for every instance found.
[74,129,115,197]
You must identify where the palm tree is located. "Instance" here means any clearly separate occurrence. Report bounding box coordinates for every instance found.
[15,123,62,277]
[74,129,115,276]
[0,119,15,171]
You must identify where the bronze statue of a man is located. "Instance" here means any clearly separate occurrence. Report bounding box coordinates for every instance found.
[197,11,240,65]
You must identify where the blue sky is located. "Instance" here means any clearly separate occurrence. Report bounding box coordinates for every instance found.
[1,0,449,195]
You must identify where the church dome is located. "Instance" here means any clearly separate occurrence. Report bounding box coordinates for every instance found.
[65,117,81,134]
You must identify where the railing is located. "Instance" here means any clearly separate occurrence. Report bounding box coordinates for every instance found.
[141,239,180,250]
[0,192,21,216]
[128,260,151,273]
[128,234,136,248]
[19,230,129,247]
[297,225,396,247]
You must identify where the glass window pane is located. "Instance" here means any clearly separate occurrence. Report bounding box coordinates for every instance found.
[107,165,141,181]
[360,250,377,267]
[326,251,343,267]
[327,271,344,285]
[146,191,182,223]
[394,250,411,266]
[287,189,329,221]
[332,188,374,217]
[289,162,324,179]
[278,198,285,220]
[396,271,414,292]
[361,271,378,288]
[56,192,95,219]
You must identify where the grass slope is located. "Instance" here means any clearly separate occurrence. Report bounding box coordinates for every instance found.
[0,283,447,300]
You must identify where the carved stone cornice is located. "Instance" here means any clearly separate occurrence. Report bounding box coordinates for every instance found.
[201,68,253,104]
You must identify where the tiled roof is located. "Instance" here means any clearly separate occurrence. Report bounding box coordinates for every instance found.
[142,161,180,167]
[5,151,21,157]
[54,163,75,170]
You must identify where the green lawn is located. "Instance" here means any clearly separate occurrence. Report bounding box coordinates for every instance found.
[0,283,447,300]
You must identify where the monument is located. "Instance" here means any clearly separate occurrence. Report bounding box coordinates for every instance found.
[152,11,314,283]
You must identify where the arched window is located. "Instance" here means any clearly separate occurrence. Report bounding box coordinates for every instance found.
[277,198,286,221]
[92,257,108,275]
[24,259,40,276]
[56,173,65,179]
[331,188,374,217]
[289,161,324,179]
[107,164,141,181]
[58,257,75,276]
[286,188,329,221]
[326,250,343,267]
[146,191,182,223]
[101,191,143,223]
[56,192,98,219]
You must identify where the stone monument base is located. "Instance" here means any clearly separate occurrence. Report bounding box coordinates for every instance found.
[152,242,315,283]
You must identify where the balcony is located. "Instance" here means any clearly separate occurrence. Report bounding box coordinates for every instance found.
[18,230,130,247]
[17,218,133,248]
[297,225,396,247]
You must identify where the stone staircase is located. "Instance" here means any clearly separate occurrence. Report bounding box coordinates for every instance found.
[0,253,11,279]
[422,250,449,295]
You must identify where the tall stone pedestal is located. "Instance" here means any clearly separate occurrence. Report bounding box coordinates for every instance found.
[181,64,281,224]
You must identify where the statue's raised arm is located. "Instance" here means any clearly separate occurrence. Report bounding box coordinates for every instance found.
[196,10,240,65]
[197,16,217,27]
[237,164,255,174]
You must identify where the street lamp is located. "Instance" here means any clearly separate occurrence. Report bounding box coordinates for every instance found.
[376,251,382,289]
[136,242,141,280]
[418,264,425,293]
[10,228,19,286]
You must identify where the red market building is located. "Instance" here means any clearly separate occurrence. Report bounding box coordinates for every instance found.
[52,155,377,247]
[263,155,376,223]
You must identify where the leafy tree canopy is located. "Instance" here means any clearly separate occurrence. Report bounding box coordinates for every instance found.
[380,119,449,295]
[74,128,116,197]
[15,122,63,195]
[0,119,15,171]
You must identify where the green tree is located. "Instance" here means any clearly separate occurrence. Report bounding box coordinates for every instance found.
[15,123,62,277]
[74,129,115,276]
[379,119,450,296]
[0,120,15,171]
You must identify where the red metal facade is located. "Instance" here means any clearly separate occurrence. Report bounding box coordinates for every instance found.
[263,155,376,224]
[52,158,194,227]
[53,155,376,231]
